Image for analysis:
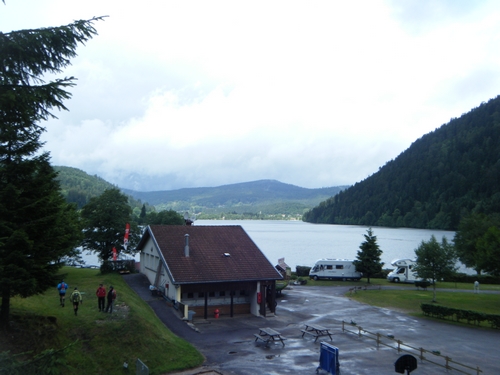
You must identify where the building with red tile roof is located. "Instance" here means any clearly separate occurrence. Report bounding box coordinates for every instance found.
[137,224,283,319]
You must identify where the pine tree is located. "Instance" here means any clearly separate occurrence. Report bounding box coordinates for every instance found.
[353,228,384,283]
[0,16,103,327]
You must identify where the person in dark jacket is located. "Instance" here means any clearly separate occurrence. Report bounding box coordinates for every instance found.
[96,284,106,311]
[105,286,117,313]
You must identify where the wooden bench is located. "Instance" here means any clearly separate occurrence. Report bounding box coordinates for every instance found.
[415,281,431,290]
[301,329,320,341]
[301,325,333,342]
[254,333,287,347]
[254,333,267,342]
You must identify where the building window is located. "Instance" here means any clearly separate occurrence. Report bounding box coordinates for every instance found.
[187,293,194,299]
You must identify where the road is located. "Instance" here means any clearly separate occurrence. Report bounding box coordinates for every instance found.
[125,274,499,375]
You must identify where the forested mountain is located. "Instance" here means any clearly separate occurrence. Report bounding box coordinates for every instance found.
[53,166,147,211]
[303,96,500,230]
[54,166,346,218]
[122,180,346,218]
[54,166,116,208]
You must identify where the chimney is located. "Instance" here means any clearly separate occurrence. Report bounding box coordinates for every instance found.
[184,234,189,257]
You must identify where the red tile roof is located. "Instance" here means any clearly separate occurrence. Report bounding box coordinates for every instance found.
[138,225,283,284]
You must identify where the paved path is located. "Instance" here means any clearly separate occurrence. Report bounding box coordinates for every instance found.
[124,274,499,375]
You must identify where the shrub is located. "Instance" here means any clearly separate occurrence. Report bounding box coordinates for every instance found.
[296,266,311,277]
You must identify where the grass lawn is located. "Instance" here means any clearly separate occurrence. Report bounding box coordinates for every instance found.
[292,277,500,328]
[2,267,203,375]
[347,288,500,315]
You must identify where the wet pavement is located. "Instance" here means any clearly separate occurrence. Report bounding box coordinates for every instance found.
[124,274,499,375]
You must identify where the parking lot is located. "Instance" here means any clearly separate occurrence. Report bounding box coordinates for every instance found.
[125,274,498,375]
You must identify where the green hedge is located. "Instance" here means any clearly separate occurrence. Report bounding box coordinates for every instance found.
[421,303,500,328]
[447,273,500,284]
[100,259,136,274]
[296,266,311,277]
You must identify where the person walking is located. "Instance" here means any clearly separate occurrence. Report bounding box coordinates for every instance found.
[96,284,106,311]
[105,286,117,313]
[57,280,68,307]
[474,280,480,294]
[70,287,83,316]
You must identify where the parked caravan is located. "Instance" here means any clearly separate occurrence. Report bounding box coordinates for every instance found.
[309,259,362,281]
[386,259,421,283]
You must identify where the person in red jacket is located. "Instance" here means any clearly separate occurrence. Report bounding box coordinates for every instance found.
[96,284,106,312]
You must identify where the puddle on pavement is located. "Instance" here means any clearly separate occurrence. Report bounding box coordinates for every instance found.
[266,354,280,359]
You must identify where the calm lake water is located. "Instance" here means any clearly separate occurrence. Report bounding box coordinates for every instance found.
[196,220,469,272]
[81,220,473,274]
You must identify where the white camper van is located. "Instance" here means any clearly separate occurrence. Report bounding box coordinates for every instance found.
[386,259,421,283]
[309,259,362,281]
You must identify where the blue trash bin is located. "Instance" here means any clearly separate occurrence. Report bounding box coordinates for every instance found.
[317,342,339,374]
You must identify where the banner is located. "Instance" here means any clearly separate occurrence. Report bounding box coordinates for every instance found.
[112,247,117,261]
[124,223,130,251]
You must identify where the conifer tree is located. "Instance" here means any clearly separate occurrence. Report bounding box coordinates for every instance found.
[353,228,384,283]
[0,15,103,327]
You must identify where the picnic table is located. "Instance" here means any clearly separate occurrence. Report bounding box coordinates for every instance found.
[254,327,287,347]
[301,323,333,342]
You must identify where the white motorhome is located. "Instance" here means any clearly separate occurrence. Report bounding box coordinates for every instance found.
[309,259,362,281]
[386,259,421,283]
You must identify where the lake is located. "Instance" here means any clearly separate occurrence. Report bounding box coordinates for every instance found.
[81,220,472,273]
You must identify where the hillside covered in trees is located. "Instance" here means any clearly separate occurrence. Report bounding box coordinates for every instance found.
[122,180,346,218]
[303,96,500,230]
[54,166,346,219]
[53,166,148,212]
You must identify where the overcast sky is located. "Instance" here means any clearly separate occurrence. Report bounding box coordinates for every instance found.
[2,1,500,191]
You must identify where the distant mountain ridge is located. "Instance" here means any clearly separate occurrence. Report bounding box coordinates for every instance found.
[303,95,500,230]
[122,180,342,205]
[54,166,347,218]
[122,180,347,217]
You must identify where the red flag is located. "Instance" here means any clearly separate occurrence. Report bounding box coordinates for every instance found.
[124,223,130,250]
[112,247,117,261]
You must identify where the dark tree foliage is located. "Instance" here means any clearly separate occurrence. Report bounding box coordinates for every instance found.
[143,209,184,225]
[140,204,147,219]
[353,228,384,283]
[454,213,500,274]
[476,226,500,276]
[80,188,141,261]
[0,17,102,327]
[303,96,500,230]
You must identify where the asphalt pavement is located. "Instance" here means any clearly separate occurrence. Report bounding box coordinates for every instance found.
[124,273,499,375]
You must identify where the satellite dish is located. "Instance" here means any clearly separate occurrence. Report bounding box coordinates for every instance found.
[183,212,189,220]
[394,354,417,374]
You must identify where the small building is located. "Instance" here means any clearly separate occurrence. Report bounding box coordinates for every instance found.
[137,225,283,320]
[275,257,291,279]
